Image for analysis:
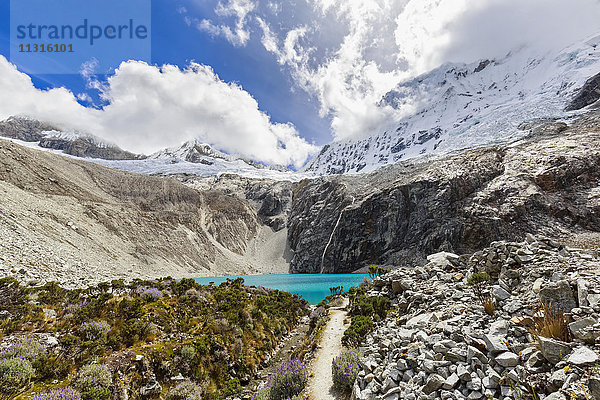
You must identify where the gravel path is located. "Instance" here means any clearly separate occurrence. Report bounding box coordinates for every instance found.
[307,299,349,400]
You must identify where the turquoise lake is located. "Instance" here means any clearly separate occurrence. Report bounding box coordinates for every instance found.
[194,274,368,304]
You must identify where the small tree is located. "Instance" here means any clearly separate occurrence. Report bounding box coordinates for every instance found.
[467,272,495,316]
[467,272,490,302]
[368,266,390,280]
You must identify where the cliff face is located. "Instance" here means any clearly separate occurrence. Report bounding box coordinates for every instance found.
[0,138,284,287]
[3,111,600,281]
[288,113,600,273]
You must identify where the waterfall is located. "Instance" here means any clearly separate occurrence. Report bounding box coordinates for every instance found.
[320,196,355,273]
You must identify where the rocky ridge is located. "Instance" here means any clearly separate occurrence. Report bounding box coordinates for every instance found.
[0,116,140,160]
[0,138,290,287]
[289,111,600,273]
[304,35,600,175]
[351,236,600,400]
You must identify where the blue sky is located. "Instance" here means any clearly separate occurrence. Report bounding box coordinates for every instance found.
[1,0,599,167]
[0,0,330,146]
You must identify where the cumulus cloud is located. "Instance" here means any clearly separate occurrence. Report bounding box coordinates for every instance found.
[437,0,600,66]
[0,56,317,167]
[251,0,600,141]
[197,0,255,46]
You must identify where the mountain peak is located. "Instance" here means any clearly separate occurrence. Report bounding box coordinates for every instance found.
[304,37,600,175]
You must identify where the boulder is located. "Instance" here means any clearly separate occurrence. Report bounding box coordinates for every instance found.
[569,317,599,342]
[567,347,599,366]
[422,374,445,394]
[538,337,572,365]
[588,377,600,400]
[495,352,519,367]
[539,280,577,312]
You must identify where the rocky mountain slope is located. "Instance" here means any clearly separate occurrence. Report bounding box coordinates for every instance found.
[0,117,141,160]
[289,111,600,273]
[304,35,600,175]
[0,138,291,286]
[2,109,600,282]
[0,116,299,181]
[352,237,600,399]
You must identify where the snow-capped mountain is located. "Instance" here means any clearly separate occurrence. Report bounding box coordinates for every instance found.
[149,139,290,172]
[0,118,302,181]
[149,140,237,163]
[304,35,600,175]
[0,116,140,160]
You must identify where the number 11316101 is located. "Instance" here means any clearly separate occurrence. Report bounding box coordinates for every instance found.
[19,43,75,53]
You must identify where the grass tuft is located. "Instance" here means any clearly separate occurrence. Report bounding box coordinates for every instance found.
[530,301,571,342]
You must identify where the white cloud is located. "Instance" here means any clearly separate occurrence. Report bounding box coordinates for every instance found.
[0,56,317,167]
[257,17,279,54]
[253,0,600,141]
[197,0,256,46]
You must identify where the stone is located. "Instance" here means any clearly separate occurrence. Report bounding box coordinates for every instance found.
[467,346,488,364]
[492,286,511,301]
[588,377,600,400]
[483,376,499,389]
[589,294,600,307]
[457,365,471,381]
[140,375,162,397]
[442,373,460,390]
[483,334,509,353]
[569,317,598,342]
[550,369,567,388]
[532,278,544,293]
[539,280,577,312]
[466,376,482,391]
[567,347,599,366]
[391,280,404,294]
[515,253,534,263]
[495,352,519,368]
[170,373,185,381]
[503,300,523,313]
[397,328,416,341]
[545,392,566,400]
[526,351,546,369]
[538,337,572,365]
[422,374,445,395]
[46,336,59,347]
[578,279,590,307]
[42,308,57,319]
[488,320,510,336]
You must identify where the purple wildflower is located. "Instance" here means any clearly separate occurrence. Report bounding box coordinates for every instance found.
[79,321,111,341]
[138,287,163,301]
[30,388,82,400]
[332,348,361,391]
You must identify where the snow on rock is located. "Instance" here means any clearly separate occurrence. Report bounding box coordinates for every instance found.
[304,35,600,175]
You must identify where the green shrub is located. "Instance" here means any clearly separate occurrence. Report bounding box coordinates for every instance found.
[0,357,34,393]
[332,348,361,391]
[166,380,204,400]
[222,377,242,396]
[367,266,390,280]
[264,359,308,400]
[467,272,491,301]
[342,315,373,346]
[73,363,112,400]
